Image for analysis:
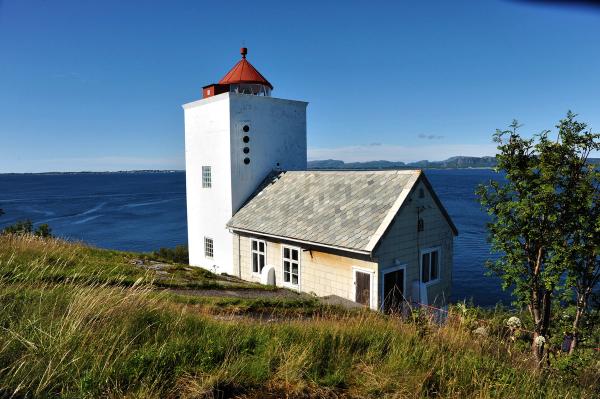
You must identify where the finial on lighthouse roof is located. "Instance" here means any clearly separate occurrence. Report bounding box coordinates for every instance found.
[217,47,273,91]
[202,46,272,98]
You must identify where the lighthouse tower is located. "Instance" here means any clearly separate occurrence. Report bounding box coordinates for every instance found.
[183,48,308,274]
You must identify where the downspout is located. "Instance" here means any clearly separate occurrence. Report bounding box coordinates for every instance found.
[238,233,242,278]
[417,205,423,306]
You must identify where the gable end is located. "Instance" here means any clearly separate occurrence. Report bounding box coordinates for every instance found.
[367,172,458,254]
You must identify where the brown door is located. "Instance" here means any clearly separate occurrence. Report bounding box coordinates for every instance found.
[355,271,371,306]
[383,269,404,314]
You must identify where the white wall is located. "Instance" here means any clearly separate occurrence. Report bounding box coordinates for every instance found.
[184,95,233,273]
[183,92,308,274]
[229,93,307,213]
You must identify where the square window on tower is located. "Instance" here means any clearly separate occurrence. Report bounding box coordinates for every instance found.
[202,166,212,188]
[204,237,214,259]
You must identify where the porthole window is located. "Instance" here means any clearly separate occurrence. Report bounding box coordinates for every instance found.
[244,157,250,165]
[243,125,250,132]
[243,147,250,154]
[243,136,250,143]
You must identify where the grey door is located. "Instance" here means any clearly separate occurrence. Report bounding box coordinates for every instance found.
[355,271,371,306]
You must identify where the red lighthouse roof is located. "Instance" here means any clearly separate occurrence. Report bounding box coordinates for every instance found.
[219,48,273,90]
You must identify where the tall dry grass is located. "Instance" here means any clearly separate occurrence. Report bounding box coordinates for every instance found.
[0,234,145,287]
[0,235,597,398]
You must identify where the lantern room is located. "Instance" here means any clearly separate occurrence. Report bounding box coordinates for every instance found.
[202,48,273,98]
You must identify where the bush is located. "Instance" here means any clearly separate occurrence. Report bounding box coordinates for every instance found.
[2,220,52,238]
[152,245,189,264]
[2,219,33,235]
[34,223,52,238]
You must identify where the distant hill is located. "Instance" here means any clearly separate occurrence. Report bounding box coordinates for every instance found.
[308,156,498,170]
[308,156,600,170]
[307,159,408,169]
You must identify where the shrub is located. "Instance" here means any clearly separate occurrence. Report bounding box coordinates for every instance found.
[2,219,33,235]
[1,219,52,238]
[152,245,189,264]
[34,223,52,238]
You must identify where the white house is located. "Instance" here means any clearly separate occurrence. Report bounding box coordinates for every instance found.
[184,48,457,310]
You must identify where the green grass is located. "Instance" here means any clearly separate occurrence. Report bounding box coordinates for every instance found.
[164,293,343,319]
[0,235,598,398]
[0,234,271,291]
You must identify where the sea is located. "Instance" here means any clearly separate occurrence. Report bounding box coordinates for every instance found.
[0,169,511,306]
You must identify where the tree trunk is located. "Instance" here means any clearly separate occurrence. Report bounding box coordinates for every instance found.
[569,292,587,354]
[532,334,543,366]
[541,290,552,336]
[530,293,543,366]
[531,289,551,368]
[529,247,552,369]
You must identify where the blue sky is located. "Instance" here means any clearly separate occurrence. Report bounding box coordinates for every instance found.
[1,0,599,172]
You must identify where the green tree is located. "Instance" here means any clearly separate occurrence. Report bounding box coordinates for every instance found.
[34,223,52,238]
[476,112,599,365]
[543,113,600,353]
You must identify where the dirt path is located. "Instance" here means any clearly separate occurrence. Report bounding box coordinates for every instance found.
[133,259,364,310]
[167,287,312,300]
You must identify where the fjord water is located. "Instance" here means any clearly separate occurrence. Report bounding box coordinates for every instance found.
[0,170,510,306]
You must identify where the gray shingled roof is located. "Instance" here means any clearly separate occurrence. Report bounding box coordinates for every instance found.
[227,170,422,253]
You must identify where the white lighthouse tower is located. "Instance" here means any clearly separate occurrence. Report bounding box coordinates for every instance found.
[183,48,307,274]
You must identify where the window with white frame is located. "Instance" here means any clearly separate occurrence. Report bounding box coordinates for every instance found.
[251,239,266,274]
[282,246,300,286]
[202,166,211,188]
[204,237,213,258]
[421,248,440,284]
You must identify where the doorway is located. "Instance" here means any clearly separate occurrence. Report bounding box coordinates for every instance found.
[383,268,405,314]
[354,270,372,307]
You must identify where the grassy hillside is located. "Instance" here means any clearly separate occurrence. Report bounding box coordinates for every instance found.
[0,235,597,398]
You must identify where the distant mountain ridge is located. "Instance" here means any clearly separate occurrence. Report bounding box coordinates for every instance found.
[308,156,600,170]
[308,156,499,170]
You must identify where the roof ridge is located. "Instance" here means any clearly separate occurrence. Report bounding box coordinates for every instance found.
[288,169,421,174]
